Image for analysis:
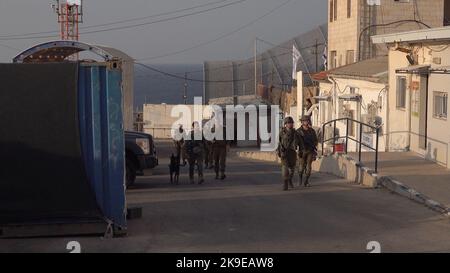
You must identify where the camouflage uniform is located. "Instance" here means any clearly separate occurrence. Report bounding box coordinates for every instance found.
[213,140,228,180]
[204,140,214,169]
[277,126,300,191]
[184,130,205,184]
[297,123,318,187]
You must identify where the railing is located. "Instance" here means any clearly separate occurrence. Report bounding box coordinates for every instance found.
[321,118,381,173]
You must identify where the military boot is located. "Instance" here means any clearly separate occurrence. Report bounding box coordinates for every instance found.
[289,179,294,189]
[220,173,226,180]
[304,176,311,187]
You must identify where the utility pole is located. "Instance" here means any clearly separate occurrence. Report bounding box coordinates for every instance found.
[183,72,188,105]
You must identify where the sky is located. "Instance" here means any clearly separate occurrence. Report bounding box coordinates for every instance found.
[0,0,326,64]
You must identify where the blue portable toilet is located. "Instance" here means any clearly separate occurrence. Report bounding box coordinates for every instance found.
[0,41,130,237]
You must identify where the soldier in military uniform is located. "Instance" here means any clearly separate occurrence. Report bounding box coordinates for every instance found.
[184,121,205,184]
[204,140,214,169]
[213,139,228,180]
[297,115,318,187]
[277,116,300,191]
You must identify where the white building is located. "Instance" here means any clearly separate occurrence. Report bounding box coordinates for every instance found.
[313,56,389,153]
[373,26,450,169]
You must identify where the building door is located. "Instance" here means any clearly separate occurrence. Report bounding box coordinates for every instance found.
[419,75,428,150]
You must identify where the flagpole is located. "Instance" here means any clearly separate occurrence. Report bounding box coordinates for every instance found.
[254,37,257,97]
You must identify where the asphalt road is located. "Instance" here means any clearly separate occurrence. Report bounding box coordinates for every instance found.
[1,141,450,253]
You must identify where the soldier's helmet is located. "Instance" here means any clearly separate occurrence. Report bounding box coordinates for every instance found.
[284,116,294,125]
[300,115,311,122]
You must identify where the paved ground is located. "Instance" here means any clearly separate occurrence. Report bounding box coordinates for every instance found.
[1,142,450,253]
[350,152,450,207]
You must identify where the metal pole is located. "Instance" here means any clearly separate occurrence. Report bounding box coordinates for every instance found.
[254,38,257,97]
[315,39,319,73]
[333,120,336,154]
[359,122,363,163]
[375,127,380,173]
[322,123,325,156]
[345,118,349,154]
[183,73,188,105]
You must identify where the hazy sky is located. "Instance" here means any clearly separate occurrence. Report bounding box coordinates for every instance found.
[0,0,326,63]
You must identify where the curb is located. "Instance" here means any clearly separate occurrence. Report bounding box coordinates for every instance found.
[237,150,450,216]
[377,176,450,216]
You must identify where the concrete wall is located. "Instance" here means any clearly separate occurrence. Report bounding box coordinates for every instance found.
[387,50,410,152]
[328,0,360,68]
[328,0,444,68]
[143,104,212,139]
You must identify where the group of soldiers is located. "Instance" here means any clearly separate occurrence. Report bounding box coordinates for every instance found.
[173,115,318,190]
[277,115,319,191]
[174,122,229,185]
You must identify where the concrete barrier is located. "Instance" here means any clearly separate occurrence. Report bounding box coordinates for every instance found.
[236,150,450,215]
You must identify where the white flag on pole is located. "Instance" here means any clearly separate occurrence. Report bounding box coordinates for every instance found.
[292,44,301,80]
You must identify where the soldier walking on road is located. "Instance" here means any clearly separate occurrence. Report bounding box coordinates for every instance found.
[204,140,214,169]
[213,138,228,180]
[297,116,318,187]
[184,121,205,185]
[277,117,300,191]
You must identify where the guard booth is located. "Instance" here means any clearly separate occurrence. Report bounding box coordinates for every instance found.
[0,41,132,238]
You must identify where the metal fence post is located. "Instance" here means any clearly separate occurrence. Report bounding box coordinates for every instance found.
[375,127,380,173]
[333,120,336,154]
[322,123,325,156]
[359,122,363,163]
[345,118,349,154]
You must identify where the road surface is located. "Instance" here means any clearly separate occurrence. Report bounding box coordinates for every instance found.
[1,141,450,253]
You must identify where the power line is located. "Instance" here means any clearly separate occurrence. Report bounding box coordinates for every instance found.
[0,0,249,41]
[0,43,20,51]
[137,0,297,61]
[136,62,282,84]
[0,0,233,39]
[358,19,431,61]
[135,39,323,79]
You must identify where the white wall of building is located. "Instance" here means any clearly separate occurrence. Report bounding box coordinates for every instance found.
[386,42,450,168]
[317,78,388,153]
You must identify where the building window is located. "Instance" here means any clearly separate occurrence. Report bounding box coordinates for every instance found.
[346,50,355,64]
[330,51,337,69]
[434,91,448,119]
[334,0,338,21]
[330,0,334,22]
[347,0,352,18]
[396,76,407,109]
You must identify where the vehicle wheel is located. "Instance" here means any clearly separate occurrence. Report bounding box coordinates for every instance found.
[126,159,137,188]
